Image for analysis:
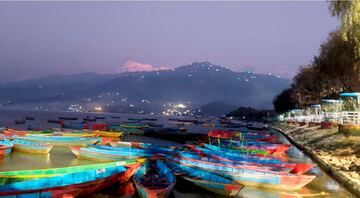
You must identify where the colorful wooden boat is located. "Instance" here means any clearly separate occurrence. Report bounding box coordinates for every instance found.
[120,123,147,129]
[71,146,152,162]
[0,188,83,198]
[168,156,315,191]
[0,162,127,196]
[194,146,313,175]
[94,131,124,139]
[62,123,108,130]
[204,143,271,156]
[191,146,285,164]
[178,152,292,173]
[3,129,53,137]
[13,135,103,147]
[166,161,243,196]
[0,139,13,158]
[0,159,140,185]
[134,159,176,198]
[212,139,291,154]
[89,143,176,155]
[12,139,53,154]
[52,131,97,137]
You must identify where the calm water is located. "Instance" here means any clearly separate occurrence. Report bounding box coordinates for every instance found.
[0,109,355,197]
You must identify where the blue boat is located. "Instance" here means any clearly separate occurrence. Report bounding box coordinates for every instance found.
[134,159,176,198]
[0,163,127,196]
[166,161,244,196]
[91,143,176,154]
[12,139,53,154]
[195,146,284,164]
[71,146,152,162]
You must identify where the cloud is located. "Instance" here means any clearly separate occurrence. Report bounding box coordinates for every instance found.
[119,61,171,73]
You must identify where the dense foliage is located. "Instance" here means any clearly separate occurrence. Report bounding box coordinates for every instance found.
[273,1,360,113]
[226,107,274,121]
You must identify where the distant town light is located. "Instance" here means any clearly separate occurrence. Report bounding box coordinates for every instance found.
[94,107,102,111]
[174,103,186,109]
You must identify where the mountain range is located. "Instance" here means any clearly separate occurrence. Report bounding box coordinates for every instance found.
[0,61,290,114]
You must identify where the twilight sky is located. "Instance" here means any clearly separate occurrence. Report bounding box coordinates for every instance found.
[0,1,339,81]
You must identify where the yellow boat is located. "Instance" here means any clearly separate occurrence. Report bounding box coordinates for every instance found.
[53,132,97,137]
[94,131,123,139]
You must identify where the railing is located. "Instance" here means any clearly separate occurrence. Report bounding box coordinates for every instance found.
[340,111,360,125]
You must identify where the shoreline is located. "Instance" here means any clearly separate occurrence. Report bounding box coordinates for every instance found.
[272,123,360,197]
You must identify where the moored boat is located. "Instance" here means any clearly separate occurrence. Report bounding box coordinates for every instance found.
[177,152,292,173]
[89,143,176,155]
[71,146,152,162]
[47,119,63,124]
[134,159,176,198]
[166,161,243,196]
[58,116,78,120]
[0,162,127,196]
[0,160,139,183]
[12,139,53,154]
[194,146,313,175]
[53,131,97,137]
[25,116,35,121]
[167,155,315,191]
[94,131,123,139]
[13,135,103,147]
[0,140,13,158]
[15,119,26,125]
[204,143,271,156]
[120,123,148,129]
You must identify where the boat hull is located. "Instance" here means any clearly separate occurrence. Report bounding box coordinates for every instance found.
[13,144,53,154]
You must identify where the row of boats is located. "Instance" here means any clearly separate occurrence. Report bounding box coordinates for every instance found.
[0,124,317,197]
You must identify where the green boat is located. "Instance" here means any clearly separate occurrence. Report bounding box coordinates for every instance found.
[0,159,142,185]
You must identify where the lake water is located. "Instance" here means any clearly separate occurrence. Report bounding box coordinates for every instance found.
[0,109,355,197]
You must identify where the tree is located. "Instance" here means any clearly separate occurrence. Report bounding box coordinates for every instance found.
[315,31,358,91]
[329,1,360,85]
[329,1,360,57]
[273,2,360,112]
[273,88,297,113]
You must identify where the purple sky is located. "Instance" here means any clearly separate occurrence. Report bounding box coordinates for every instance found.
[0,1,339,81]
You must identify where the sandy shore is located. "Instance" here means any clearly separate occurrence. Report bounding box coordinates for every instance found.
[272,122,360,197]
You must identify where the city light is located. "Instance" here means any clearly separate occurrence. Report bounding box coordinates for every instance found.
[94,106,102,111]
